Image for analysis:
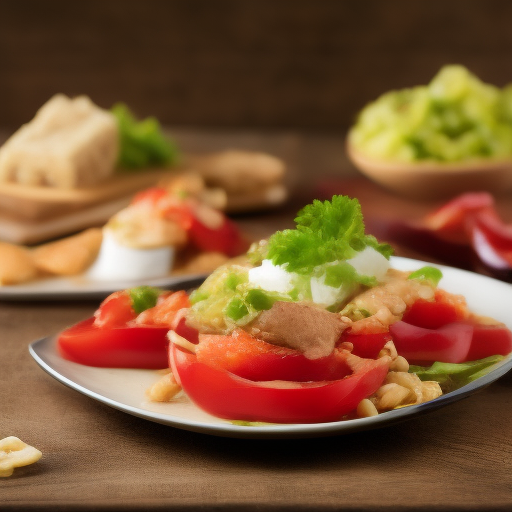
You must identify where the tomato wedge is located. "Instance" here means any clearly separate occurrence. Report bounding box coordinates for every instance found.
[58,318,169,369]
[169,340,390,424]
[187,215,248,257]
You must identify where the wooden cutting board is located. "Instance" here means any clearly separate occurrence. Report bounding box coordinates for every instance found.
[0,168,173,222]
[0,168,178,244]
[0,196,135,245]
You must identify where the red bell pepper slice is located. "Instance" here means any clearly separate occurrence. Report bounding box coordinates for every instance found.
[466,324,512,361]
[58,318,170,369]
[424,192,494,242]
[339,332,392,360]
[58,290,192,368]
[169,339,390,424]
[187,215,248,257]
[389,321,474,364]
[401,290,468,330]
[369,192,512,279]
[470,206,512,249]
[391,290,512,364]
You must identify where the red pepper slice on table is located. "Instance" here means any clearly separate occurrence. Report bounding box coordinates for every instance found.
[365,192,512,279]
[423,192,495,242]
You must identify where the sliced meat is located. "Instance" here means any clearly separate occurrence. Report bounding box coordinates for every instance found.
[249,301,350,359]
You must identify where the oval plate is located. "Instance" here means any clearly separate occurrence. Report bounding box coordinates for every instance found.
[29,257,512,438]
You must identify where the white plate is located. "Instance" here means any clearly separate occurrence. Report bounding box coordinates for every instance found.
[0,273,208,301]
[29,257,512,438]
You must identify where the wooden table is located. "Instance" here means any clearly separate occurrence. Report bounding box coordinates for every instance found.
[2,130,512,511]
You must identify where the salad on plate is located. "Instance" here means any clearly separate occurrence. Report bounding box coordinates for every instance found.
[56,195,512,424]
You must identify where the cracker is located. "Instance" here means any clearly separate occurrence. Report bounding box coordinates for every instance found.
[0,242,38,285]
[31,227,103,276]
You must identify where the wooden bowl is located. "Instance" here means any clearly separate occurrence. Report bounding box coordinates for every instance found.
[346,141,512,200]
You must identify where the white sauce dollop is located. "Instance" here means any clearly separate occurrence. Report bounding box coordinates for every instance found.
[86,229,174,281]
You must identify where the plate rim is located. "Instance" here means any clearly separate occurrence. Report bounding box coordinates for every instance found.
[0,273,208,301]
[28,256,512,438]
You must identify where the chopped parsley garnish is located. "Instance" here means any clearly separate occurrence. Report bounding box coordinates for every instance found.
[265,195,392,274]
[408,266,443,286]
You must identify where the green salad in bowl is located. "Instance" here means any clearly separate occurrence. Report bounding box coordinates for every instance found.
[347,65,512,198]
[349,65,512,163]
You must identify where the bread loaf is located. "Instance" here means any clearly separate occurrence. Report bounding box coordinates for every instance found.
[0,94,118,189]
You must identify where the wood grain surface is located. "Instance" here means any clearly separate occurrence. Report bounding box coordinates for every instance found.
[2,130,512,511]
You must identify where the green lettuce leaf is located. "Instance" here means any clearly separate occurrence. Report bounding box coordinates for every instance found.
[112,103,180,170]
[409,355,504,393]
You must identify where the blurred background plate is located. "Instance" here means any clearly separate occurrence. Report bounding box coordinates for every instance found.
[0,271,207,301]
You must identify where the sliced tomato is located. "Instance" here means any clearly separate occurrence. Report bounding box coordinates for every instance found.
[58,318,169,369]
[389,321,474,364]
[187,214,248,257]
[131,186,169,207]
[195,329,353,382]
[170,342,390,423]
[466,325,512,361]
[94,291,136,328]
[132,186,247,257]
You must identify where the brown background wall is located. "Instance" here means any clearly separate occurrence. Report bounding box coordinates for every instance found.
[1,0,512,131]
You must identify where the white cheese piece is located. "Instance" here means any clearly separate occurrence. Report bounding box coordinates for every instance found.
[0,94,118,189]
[310,274,354,307]
[346,246,390,281]
[248,259,295,294]
[86,229,174,281]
